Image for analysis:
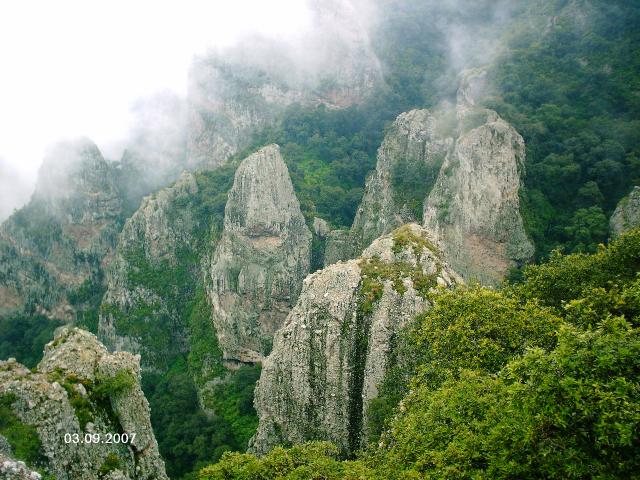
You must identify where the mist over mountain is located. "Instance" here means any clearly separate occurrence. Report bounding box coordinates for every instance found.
[1,1,639,479]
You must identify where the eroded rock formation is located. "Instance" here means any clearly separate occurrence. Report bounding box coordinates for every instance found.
[208,144,312,363]
[98,172,201,370]
[334,70,533,285]
[0,327,167,480]
[423,70,534,284]
[250,224,461,455]
[0,139,122,320]
[610,186,640,238]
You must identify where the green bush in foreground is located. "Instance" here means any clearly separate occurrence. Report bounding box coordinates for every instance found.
[199,442,373,480]
[201,228,640,479]
[375,317,640,479]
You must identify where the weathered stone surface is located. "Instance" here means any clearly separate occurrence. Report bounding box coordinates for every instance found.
[312,217,331,238]
[208,145,311,363]
[0,435,41,480]
[0,327,167,480]
[324,229,354,266]
[350,109,451,255]
[339,70,533,285]
[250,224,461,455]
[98,172,200,369]
[610,186,640,238]
[423,70,534,284]
[0,138,122,320]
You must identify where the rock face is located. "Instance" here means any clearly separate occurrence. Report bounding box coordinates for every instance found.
[610,186,640,238]
[186,0,381,169]
[423,70,534,284]
[250,224,461,455]
[99,172,200,370]
[336,70,533,284]
[0,138,122,320]
[0,327,167,479]
[350,109,452,255]
[208,145,312,363]
[0,439,42,480]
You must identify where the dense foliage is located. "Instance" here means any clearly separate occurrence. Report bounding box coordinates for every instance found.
[485,1,640,257]
[202,228,640,479]
[0,314,61,368]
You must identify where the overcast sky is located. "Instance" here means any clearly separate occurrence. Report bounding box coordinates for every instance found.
[0,0,312,219]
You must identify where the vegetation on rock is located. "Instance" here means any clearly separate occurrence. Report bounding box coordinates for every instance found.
[202,228,640,479]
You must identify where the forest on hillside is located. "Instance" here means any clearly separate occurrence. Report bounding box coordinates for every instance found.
[1,1,639,479]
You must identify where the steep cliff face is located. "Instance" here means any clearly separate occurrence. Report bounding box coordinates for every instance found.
[98,172,201,370]
[208,145,312,364]
[349,109,451,255]
[250,224,461,455]
[0,327,167,480]
[186,0,381,169]
[0,139,122,320]
[423,70,534,284]
[337,70,533,284]
[610,186,640,238]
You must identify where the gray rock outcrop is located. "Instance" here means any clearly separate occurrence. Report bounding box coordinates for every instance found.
[335,70,533,285]
[324,229,352,266]
[422,70,533,284]
[98,172,200,370]
[0,138,122,320]
[0,438,42,480]
[0,327,167,480]
[208,145,312,363]
[350,109,451,255]
[610,186,640,238]
[250,224,461,455]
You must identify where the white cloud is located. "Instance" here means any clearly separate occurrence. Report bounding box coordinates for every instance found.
[0,0,311,217]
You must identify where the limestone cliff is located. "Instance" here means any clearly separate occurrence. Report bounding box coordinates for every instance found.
[186,0,381,169]
[98,172,201,370]
[208,145,312,364]
[610,186,640,238]
[0,327,167,480]
[338,70,533,284]
[423,70,534,284]
[250,224,461,455]
[349,109,451,255]
[0,139,122,321]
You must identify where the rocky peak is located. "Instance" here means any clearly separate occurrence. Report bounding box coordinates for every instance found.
[349,109,452,255]
[610,186,640,238]
[0,139,122,320]
[98,172,200,368]
[208,145,311,364]
[423,71,534,284]
[0,327,167,479]
[335,70,533,285]
[250,223,461,455]
[33,138,121,222]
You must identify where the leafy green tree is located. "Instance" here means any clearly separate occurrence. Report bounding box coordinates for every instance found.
[375,318,640,479]
[563,206,608,253]
[199,442,373,480]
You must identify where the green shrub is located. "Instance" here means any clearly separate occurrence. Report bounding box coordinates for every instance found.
[0,394,45,465]
[375,317,640,479]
